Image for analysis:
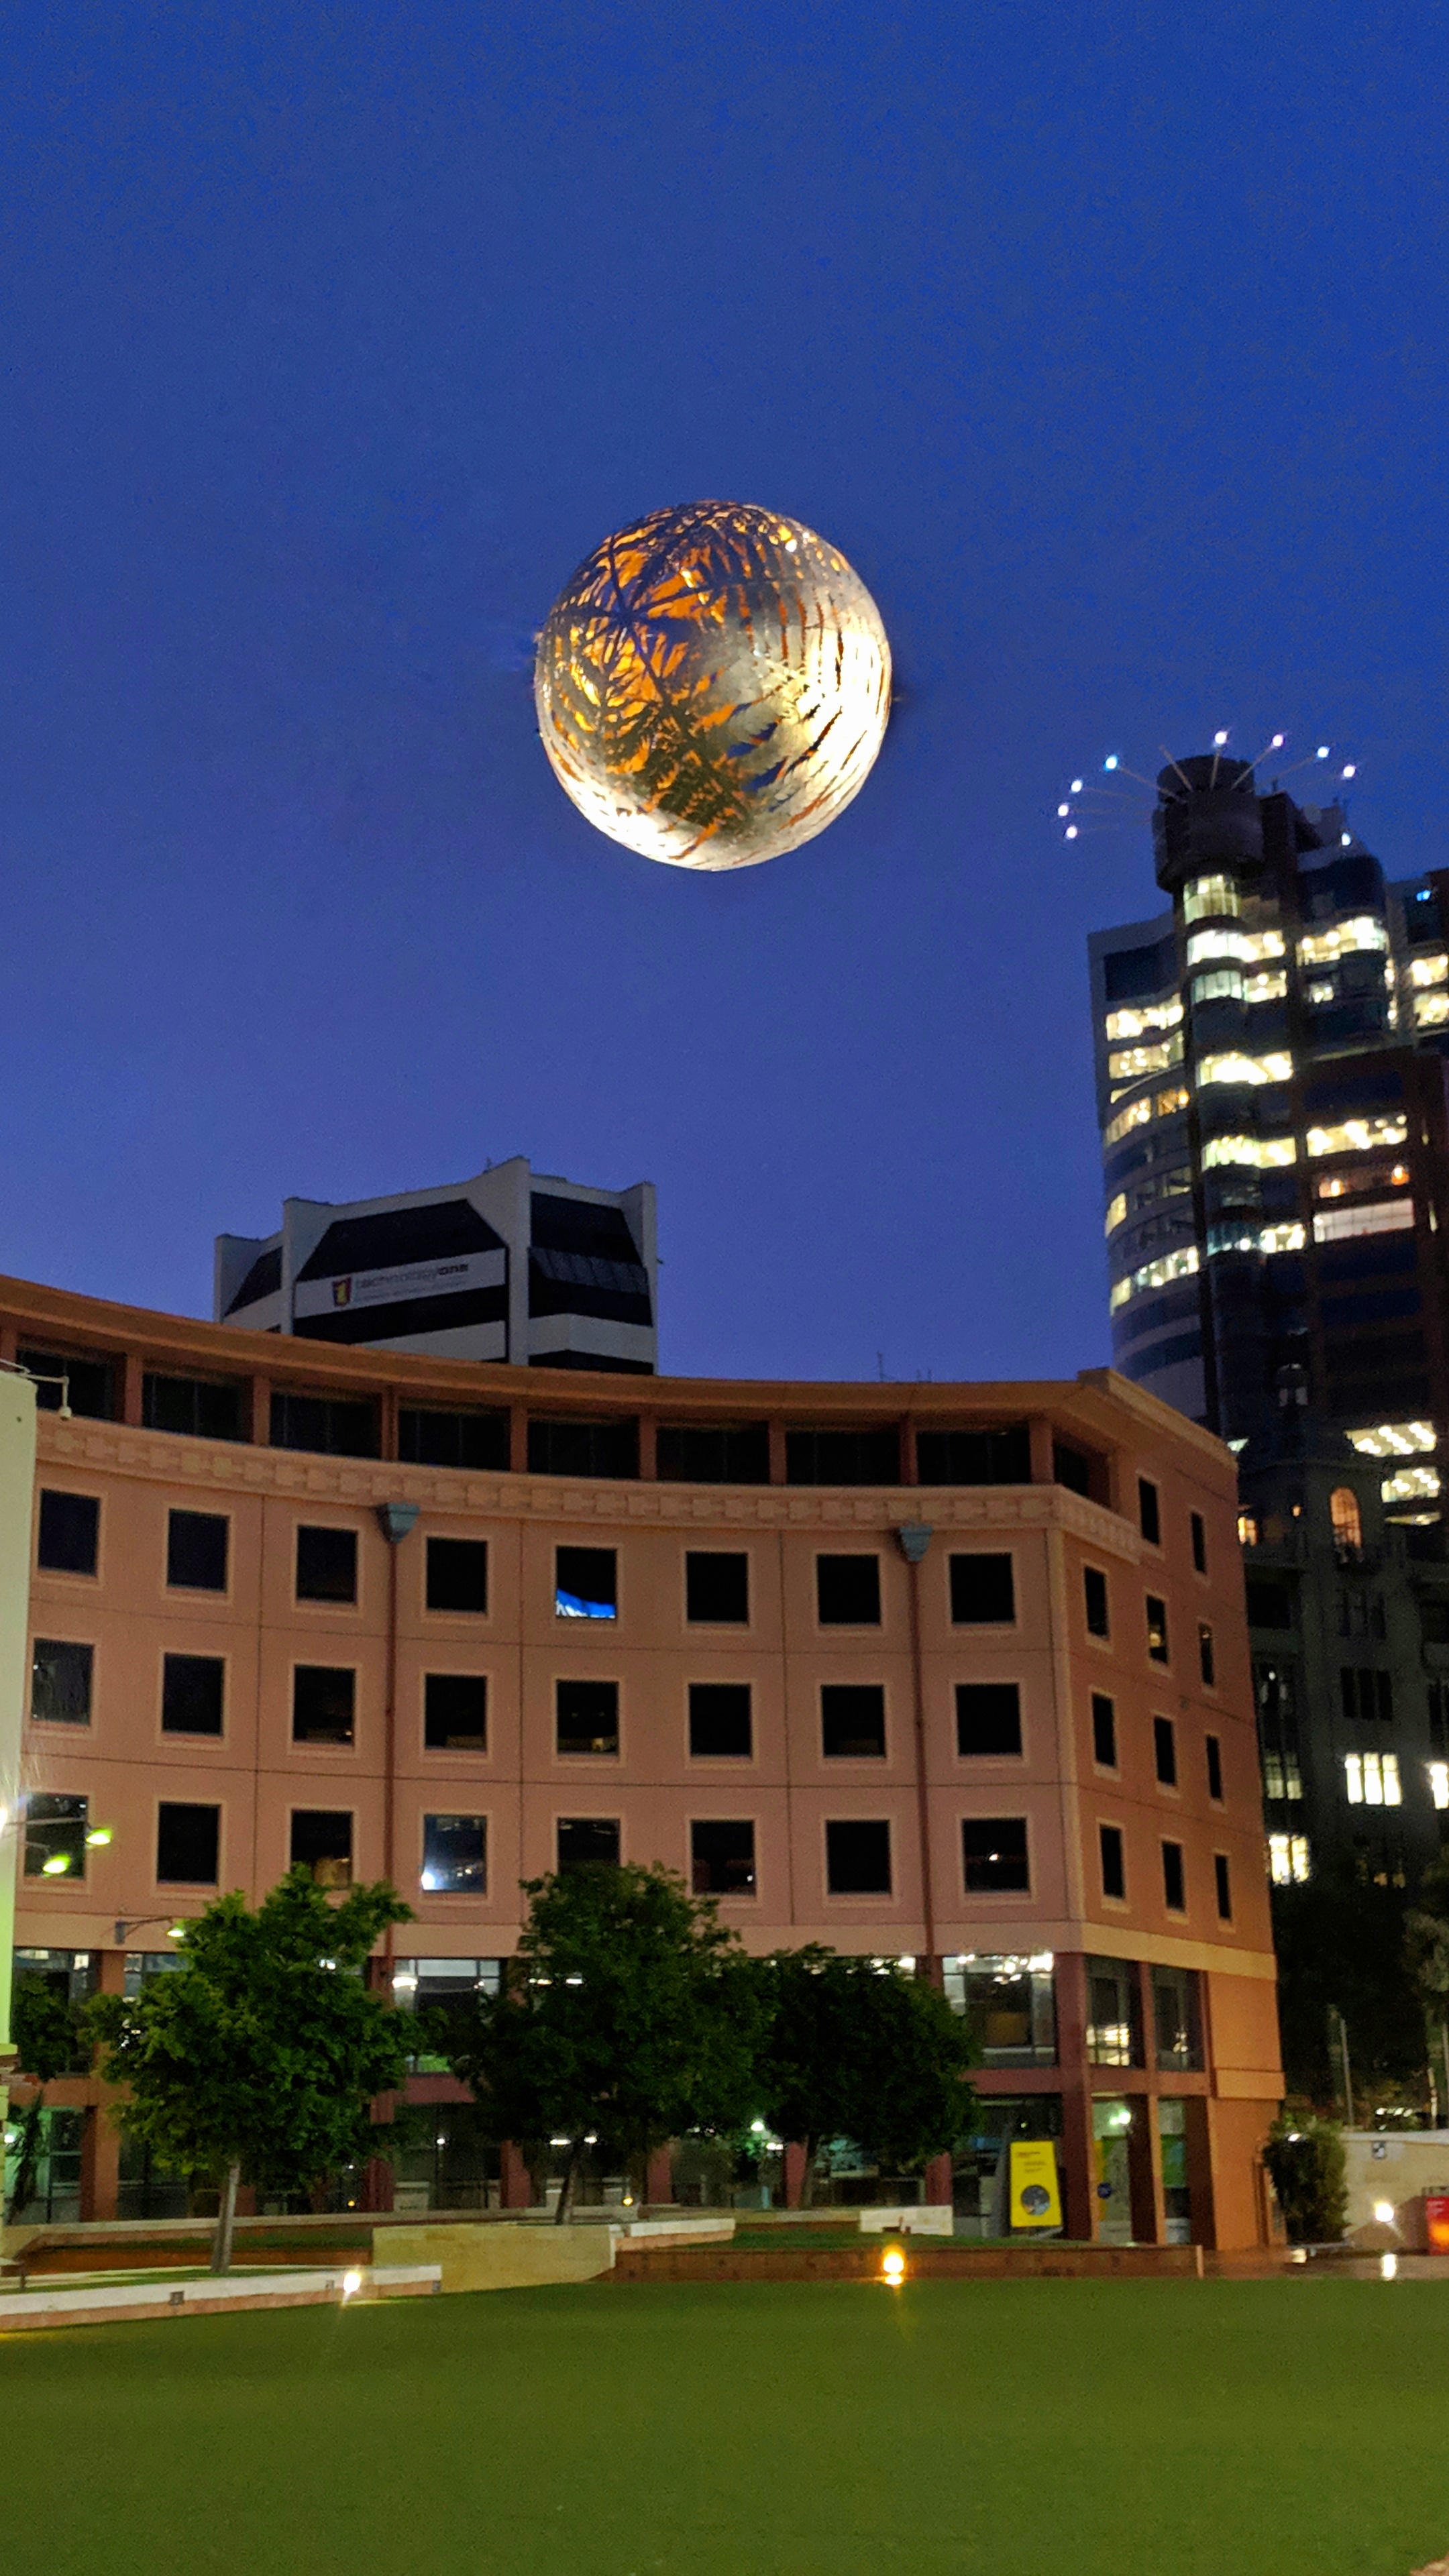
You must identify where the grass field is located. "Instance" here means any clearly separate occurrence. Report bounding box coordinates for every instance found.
[5,2279,1449,2576]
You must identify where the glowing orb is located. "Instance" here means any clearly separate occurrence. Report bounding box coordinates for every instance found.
[534,500,892,871]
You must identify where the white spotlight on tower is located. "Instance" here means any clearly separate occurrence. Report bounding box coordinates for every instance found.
[1213,729,1229,747]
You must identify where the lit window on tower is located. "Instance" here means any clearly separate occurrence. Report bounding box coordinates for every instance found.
[1196,1051,1293,1089]
[1344,1752,1401,1807]
[1297,917,1389,966]
[1305,1115,1407,1157]
[1183,876,1242,924]
[1268,1833,1311,1884]
[1105,998,1183,1042]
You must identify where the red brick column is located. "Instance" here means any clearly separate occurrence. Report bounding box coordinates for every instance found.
[80,2105,121,2222]
[500,2141,533,2208]
[645,2147,673,2206]
[784,2142,809,2208]
[360,2157,396,2212]
[1054,1951,1098,2242]
[923,2153,954,2207]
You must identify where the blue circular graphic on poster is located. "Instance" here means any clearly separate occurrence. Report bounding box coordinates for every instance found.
[1097,2181,1113,2199]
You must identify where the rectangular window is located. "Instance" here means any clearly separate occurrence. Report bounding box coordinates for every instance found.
[1344,1751,1402,1806]
[1191,1511,1208,1574]
[690,1819,757,1897]
[1054,1444,1093,1498]
[555,1546,616,1620]
[427,1538,489,1615]
[1146,1595,1169,1662]
[292,1666,356,1746]
[421,1813,487,1894]
[18,1346,114,1420]
[156,1803,220,1886]
[786,1428,900,1485]
[1087,1957,1140,2065]
[821,1684,887,1759]
[1153,1715,1178,1788]
[1152,1964,1203,2069]
[1138,1477,1161,1545]
[657,1422,770,1484]
[423,1674,488,1752]
[398,1407,508,1471]
[37,1491,99,1576]
[1269,1831,1311,1884]
[556,1678,619,1756]
[962,1817,1030,1894]
[270,1391,378,1458]
[557,1816,620,1869]
[688,1682,753,1759]
[162,1654,225,1737]
[527,1417,639,1480]
[955,1682,1023,1758]
[948,1553,1016,1623]
[1099,1822,1126,1900]
[31,1640,93,1725]
[1161,1839,1186,1912]
[166,1510,229,1593]
[1214,1853,1234,1922]
[1083,1566,1109,1638]
[290,1808,353,1886]
[816,1554,881,1625]
[942,1954,1057,2065]
[916,1424,1031,1486]
[1091,1693,1117,1768]
[296,1525,358,1605]
[825,1819,892,1894]
[1205,1733,1224,1802]
[1198,1623,1216,1688]
[143,1373,246,1442]
[685,1551,750,1624]
[23,1792,89,1879]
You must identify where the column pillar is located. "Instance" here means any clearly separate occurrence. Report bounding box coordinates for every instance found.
[923,2153,954,2208]
[121,1354,144,1428]
[80,2104,121,2222]
[508,1405,529,1477]
[637,1417,657,1482]
[500,2140,533,2208]
[1126,2098,1167,2245]
[1183,2097,1220,2250]
[645,2147,673,2206]
[784,2141,809,2208]
[360,2157,396,2212]
[1054,1950,1098,2241]
[1028,1416,1057,1486]
[767,1421,788,1485]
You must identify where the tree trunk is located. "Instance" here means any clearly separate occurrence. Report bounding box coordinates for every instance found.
[210,2159,241,2274]
[553,2140,581,2225]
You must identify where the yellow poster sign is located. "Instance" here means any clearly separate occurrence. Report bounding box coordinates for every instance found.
[1008,2139,1062,2231]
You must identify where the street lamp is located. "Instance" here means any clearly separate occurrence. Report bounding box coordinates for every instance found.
[113,1916,185,1946]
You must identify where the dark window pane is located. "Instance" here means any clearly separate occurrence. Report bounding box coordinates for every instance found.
[949,1554,1015,1623]
[1191,1511,1208,1574]
[1054,1444,1093,1498]
[31,1640,93,1725]
[23,1792,89,1880]
[1152,1964,1203,2070]
[1086,1956,1140,2063]
[290,1809,353,1885]
[1377,1670,1395,1722]
[1138,1478,1161,1546]
[422,1813,487,1894]
[427,1538,488,1615]
[1091,1693,1117,1768]
[1099,1823,1126,1900]
[166,1511,229,1593]
[556,1678,619,1756]
[688,1684,753,1758]
[821,1685,886,1758]
[292,1665,356,1746]
[424,1673,488,1751]
[18,1348,113,1420]
[916,1425,1031,1486]
[555,1546,616,1620]
[686,1552,750,1623]
[527,1417,639,1479]
[156,1803,219,1885]
[690,1819,757,1896]
[270,1391,378,1458]
[1083,1566,1109,1638]
[398,1407,508,1470]
[786,1429,900,1485]
[557,1816,620,1869]
[955,1683,1022,1758]
[657,1423,769,1484]
[162,1654,225,1737]
[1153,1716,1177,1787]
[962,1817,1029,1893]
[143,1373,245,1441]
[38,1491,99,1576]
[1146,1595,1170,1662]
[1205,1734,1224,1801]
[1162,1840,1186,1911]
[1199,1623,1216,1687]
[1214,1852,1233,1921]
[297,1525,358,1605]
[825,1819,892,1893]
[1246,1576,1295,1627]
[816,1554,881,1625]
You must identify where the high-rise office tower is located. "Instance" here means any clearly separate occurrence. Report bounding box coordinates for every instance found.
[216,1161,657,1375]
[1089,753,1449,1888]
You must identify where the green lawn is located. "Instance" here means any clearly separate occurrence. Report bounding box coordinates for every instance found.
[5,2279,1448,2576]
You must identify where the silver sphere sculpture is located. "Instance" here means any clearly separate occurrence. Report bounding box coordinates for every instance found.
[534,500,892,871]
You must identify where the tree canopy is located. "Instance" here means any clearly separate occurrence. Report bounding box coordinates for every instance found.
[441,1862,763,2219]
[87,1868,413,2269]
[5,1974,85,2222]
[1271,1862,1430,2108]
[753,1948,977,2200]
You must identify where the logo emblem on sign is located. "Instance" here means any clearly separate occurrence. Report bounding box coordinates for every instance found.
[332,1278,353,1307]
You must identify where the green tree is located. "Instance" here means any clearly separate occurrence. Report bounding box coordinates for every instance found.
[1272,1860,1428,2108]
[443,1863,762,2221]
[1405,1849,1449,2106]
[755,1949,977,2204]
[1263,2105,1348,2244]
[87,1870,413,2271]
[5,1975,84,2222]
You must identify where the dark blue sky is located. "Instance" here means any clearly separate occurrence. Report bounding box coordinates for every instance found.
[3,3,1445,1383]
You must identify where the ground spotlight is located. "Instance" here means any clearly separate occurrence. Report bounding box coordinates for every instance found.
[881,2245,906,2286]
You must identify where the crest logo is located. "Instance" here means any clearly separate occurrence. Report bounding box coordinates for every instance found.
[332,1277,353,1307]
